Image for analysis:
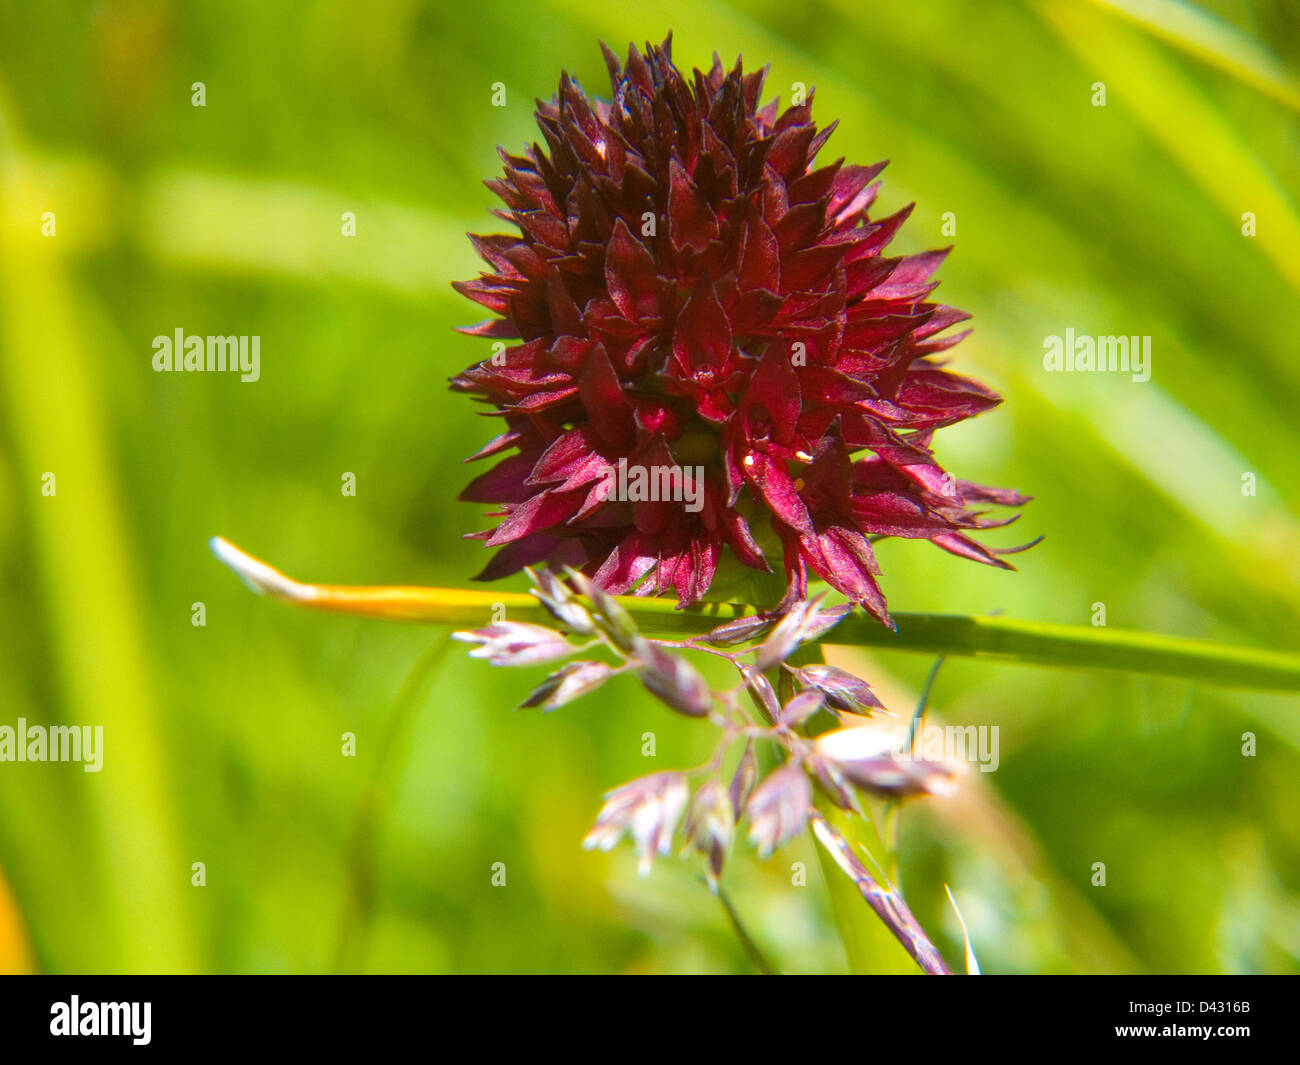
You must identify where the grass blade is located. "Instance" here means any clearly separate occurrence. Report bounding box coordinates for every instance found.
[212,538,1300,691]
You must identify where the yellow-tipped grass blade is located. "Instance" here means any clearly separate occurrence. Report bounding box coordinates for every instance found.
[209,537,1300,690]
[209,537,539,625]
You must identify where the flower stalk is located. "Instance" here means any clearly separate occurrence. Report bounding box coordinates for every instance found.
[212,538,1300,691]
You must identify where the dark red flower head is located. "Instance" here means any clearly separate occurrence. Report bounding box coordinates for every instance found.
[453,36,1027,625]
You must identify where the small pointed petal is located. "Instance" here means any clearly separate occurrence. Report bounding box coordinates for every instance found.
[636,638,712,717]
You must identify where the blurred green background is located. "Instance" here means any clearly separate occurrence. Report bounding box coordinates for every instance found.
[1,0,1298,974]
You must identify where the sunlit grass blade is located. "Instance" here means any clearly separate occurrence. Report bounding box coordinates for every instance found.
[1037,0,1300,296]
[1082,0,1300,113]
[0,131,195,971]
[945,884,981,976]
[212,538,1300,691]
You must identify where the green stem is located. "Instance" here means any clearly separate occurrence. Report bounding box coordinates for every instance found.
[211,539,1300,692]
[713,882,778,975]
[907,656,947,751]
[333,634,453,972]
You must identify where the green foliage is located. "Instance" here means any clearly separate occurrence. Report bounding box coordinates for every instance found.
[0,0,1296,974]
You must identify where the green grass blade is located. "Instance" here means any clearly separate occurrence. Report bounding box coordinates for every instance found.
[1081,0,1300,113]
[212,539,1300,692]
